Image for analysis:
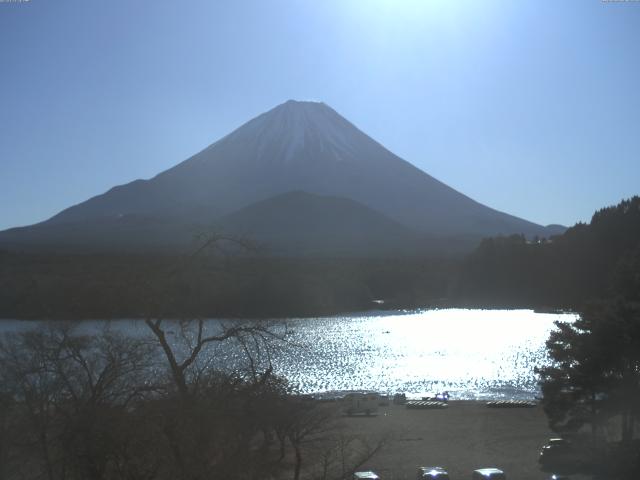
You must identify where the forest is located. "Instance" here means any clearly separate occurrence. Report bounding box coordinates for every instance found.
[455,196,640,309]
[0,197,638,320]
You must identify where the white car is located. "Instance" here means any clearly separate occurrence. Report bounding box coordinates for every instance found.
[472,468,506,480]
[417,466,450,479]
[353,471,381,480]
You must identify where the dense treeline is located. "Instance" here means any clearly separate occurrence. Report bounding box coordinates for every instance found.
[0,251,455,319]
[456,196,640,309]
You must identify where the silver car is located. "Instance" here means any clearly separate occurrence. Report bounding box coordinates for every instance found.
[417,466,450,479]
[472,468,506,480]
[353,471,381,480]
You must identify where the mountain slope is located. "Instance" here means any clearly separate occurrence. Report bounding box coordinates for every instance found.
[0,100,563,254]
[217,191,424,256]
[0,215,202,253]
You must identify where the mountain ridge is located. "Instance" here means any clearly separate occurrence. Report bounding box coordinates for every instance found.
[0,100,565,255]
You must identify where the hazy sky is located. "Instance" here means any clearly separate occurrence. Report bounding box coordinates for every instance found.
[1,0,639,230]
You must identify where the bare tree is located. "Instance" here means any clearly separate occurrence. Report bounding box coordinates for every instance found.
[144,317,284,399]
[0,324,155,480]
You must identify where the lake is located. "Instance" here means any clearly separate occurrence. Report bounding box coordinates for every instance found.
[0,308,575,400]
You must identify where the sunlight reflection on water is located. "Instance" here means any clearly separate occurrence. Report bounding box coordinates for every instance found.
[275,309,576,400]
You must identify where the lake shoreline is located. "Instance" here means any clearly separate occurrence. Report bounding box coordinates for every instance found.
[0,303,575,322]
[0,310,573,402]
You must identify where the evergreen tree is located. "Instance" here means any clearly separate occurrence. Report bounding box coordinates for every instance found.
[537,299,640,477]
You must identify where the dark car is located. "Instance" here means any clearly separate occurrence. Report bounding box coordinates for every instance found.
[539,438,573,468]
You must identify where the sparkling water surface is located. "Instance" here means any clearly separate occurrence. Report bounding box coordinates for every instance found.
[277,309,576,400]
[0,309,575,400]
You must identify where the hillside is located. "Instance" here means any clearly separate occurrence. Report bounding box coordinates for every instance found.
[217,191,424,256]
[455,196,640,308]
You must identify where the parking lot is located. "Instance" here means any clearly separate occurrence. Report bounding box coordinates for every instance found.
[339,401,592,480]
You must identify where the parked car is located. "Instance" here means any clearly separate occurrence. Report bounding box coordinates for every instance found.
[541,438,571,451]
[417,466,450,479]
[472,468,506,480]
[549,474,570,480]
[353,471,381,480]
[539,438,573,468]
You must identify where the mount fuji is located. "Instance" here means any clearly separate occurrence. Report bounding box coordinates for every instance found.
[0,100,564,255]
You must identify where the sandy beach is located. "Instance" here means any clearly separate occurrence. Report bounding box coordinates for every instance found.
[338,401,590,480]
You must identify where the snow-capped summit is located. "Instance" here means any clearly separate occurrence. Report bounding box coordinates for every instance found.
[199,100,371,165]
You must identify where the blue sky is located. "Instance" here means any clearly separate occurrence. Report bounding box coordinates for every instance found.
[1,0,639,230]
